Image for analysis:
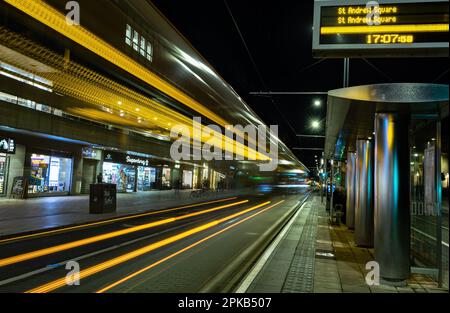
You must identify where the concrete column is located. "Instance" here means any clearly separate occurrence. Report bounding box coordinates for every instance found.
[374,113,410,284]
[71,151,83,195]
[346,152,356,229]
[354,139,374,247]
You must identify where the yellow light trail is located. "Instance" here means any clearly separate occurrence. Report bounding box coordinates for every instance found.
[0,200,248,267]
[321,24,449,35]
[3,0,227,127]
[26,201,272,293]
[0,197,238,244]
[0,28,269,161]
[96,200,285,293]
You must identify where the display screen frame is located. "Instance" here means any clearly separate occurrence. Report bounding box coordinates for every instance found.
[312,0,449,58]
[0,137,16,154]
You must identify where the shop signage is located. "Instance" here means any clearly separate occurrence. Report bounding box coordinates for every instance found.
[125,155,149,167]
[0,137,15,154]
[11,176,27,199]
[103,152,115,163]
[103,151,150,167]
[82,147,102,160]
[313,0,449,57]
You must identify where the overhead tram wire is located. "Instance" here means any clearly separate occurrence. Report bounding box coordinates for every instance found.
[222,0,299,142]
[432,68,449,83]
[361,58,394,82]
[297,57,328,74]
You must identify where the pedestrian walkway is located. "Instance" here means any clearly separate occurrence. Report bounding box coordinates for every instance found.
[0,189,242,237]
[241,194,448,293]
[243,195,318,293]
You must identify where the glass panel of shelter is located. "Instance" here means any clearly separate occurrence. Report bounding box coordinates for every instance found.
[410,115,445,287]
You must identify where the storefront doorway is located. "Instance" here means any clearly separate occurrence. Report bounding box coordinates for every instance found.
[137,166,156,191]
[161,167,171,189]
[182,170,193,189]
[82,158,98,194]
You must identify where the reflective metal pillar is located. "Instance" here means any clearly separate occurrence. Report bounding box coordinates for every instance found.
[374,113,410,283]
[346,152,356,229]
[354,139,374,247]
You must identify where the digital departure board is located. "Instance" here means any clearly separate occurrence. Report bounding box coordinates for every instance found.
[312,0,449,57]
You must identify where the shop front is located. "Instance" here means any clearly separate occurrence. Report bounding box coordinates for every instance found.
[28,153,73,196]
[201,164,209,189]
[102,151,157,193]
[137,166,156,191]
[182,169,193,189]
[192,166,199,189]
[161,166,171,189]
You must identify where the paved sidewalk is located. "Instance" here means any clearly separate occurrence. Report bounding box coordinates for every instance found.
[246,195,317,292]
[0,189,242,237]
[314,200,448,293]
[243,194,448,293]
[314,200,447,293]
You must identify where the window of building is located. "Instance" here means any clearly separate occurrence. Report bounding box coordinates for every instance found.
[0,61,53,92]
[103,162,136,193]
[29,154,72,194]
[146,43,153,62]
[140,37,146,57]
[125,25,153,63]
[125,24,132,46]
[132,30,139,51]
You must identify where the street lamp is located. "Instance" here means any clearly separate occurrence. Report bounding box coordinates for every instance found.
[314,99,322,107]
[311,120,320,129]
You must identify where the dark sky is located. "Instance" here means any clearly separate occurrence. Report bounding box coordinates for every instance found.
[152,0,449,172]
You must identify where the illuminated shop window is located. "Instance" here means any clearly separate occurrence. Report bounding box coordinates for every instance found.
[0,91,62,116]
[0,61,53,92]
[29,154,72,194]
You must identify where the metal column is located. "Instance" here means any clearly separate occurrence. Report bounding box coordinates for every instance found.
[330,159,334,219]
[354,139,374,247]
[346,152,356,229]
[435,121,443,287]
[374,113,410,284]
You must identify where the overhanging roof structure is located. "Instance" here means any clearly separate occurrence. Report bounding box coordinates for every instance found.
[325,83,449,160]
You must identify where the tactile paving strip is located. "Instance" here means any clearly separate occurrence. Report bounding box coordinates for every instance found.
[281,199,319,293]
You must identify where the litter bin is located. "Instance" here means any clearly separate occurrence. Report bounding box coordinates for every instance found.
[89,183,116,214]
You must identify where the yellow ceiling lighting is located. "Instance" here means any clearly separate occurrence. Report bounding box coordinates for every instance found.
[4,0,229,127]
[0,28,270,161]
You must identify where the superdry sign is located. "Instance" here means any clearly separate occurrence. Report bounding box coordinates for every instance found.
[125,155,149,167]
[103,151,150,167]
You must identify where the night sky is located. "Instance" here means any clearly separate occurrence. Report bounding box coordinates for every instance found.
[151,0,449,172]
